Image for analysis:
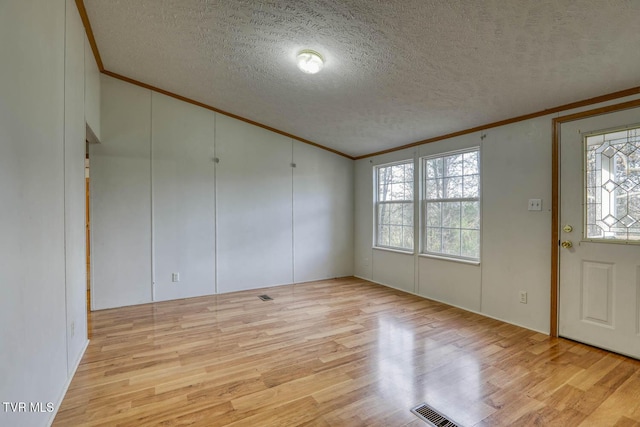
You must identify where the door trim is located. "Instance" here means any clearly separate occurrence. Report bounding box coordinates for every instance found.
[551,98,640,337]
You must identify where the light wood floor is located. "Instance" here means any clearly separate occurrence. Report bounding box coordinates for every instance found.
[55,277,640,426]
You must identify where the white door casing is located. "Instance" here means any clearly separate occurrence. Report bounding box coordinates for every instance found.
[559,106,640,359]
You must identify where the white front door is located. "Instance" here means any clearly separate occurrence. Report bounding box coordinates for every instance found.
[559,107,640,359]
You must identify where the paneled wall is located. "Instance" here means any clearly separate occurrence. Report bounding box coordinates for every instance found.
[216,114,294,292]
[92,75,354,309]
[64,0,90,381]
[292,141,354,283]
[0,1,91,426]
[91,78,152,309]
[84,34,101,141]
[152,93,216,301]
[354,122,552,333]
[354,96,640,334]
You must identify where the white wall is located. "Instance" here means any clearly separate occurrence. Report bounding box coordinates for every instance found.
[84,34,101,142]
[354,95,640,334]
[354,147,417,290]
[216,115,294,292]
[92,75,354,308]
[293,141,354,282]
[91,77,152,310]
[64,0,89,379]
[355,124,551,332]
[152,92,216,301]
[0,1,90,426]
[416,134,484,313]
[480,117,552,331]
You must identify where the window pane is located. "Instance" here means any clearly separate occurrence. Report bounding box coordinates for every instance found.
[586,134,604,146]
[445,176,463,198]
[442,201,461,228]
[461,230,480,258]
[378,162,414,202]
[420,148,480,261]
[586,169,596,189]
[426,202,441,227]
[386,165,400,185]
[425,158,443,179]
[403,180,414,200]
[390,183,405,201]
[444,154,463,177]
[378,168,389,197]
[402,203,413,226]
[388,203,402,225]
[463,151,479,175]
[378,204,388,225]
[585,127,640,241]
[629,193,640,219]
[461,201,480,229]
[614,187,627,218]
[377,203,413,250]
[378,225,390,247]
[630,225,640,240]
[403,227,414,250]
[375,160,414,250]
[405,163,414,184]
[389,226,404,248]
[425,178,443,200]
[442,228,461,256]
[463,174,479,198]
[426,227,442,253]
[378,183,390,202]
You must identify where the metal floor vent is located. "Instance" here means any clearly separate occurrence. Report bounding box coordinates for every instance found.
[411,403,461,427]
[258,295,273,301]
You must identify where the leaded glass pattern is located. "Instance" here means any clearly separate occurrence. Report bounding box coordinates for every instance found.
[585,127,640,241]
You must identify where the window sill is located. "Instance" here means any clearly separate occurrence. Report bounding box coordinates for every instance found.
[418,253,480,266]
[372,246,414,256]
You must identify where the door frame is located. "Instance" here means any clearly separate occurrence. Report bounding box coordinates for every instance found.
[550,98,640,337]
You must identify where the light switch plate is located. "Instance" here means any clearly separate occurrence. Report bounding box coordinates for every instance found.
[528,199,542,211]
[519,291,527,304]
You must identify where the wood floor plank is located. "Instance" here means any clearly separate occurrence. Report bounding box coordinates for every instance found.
[54,277,640,426]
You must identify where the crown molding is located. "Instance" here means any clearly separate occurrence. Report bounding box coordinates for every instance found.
[101,70,355,159]
[75,0,104,71]
[354,86,640,160]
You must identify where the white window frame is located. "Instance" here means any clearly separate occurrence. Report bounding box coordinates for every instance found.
[374,160,415,252]
[420,147,481,263]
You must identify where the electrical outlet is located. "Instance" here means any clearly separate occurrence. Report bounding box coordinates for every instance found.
[528,199,542,211]
[519,291,528,304]
[71,321,75,337]
[172,273,180,282]
[363,257,369,267]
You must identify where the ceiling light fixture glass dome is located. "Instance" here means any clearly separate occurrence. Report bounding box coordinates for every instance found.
[296,49,324,74]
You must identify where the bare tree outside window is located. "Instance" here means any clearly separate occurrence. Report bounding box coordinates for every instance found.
[375,161,414,251]
[422,148,480,261]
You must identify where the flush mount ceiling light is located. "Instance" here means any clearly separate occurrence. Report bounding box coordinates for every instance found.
[296,49,324,74]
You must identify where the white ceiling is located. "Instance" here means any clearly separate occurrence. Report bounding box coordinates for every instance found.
[84,0,640,158]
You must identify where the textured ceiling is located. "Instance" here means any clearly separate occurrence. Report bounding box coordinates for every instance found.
[84,0,640,157]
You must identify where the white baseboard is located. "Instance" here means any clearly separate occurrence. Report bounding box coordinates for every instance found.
[354,275,549,335]
[47,339,89,427]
